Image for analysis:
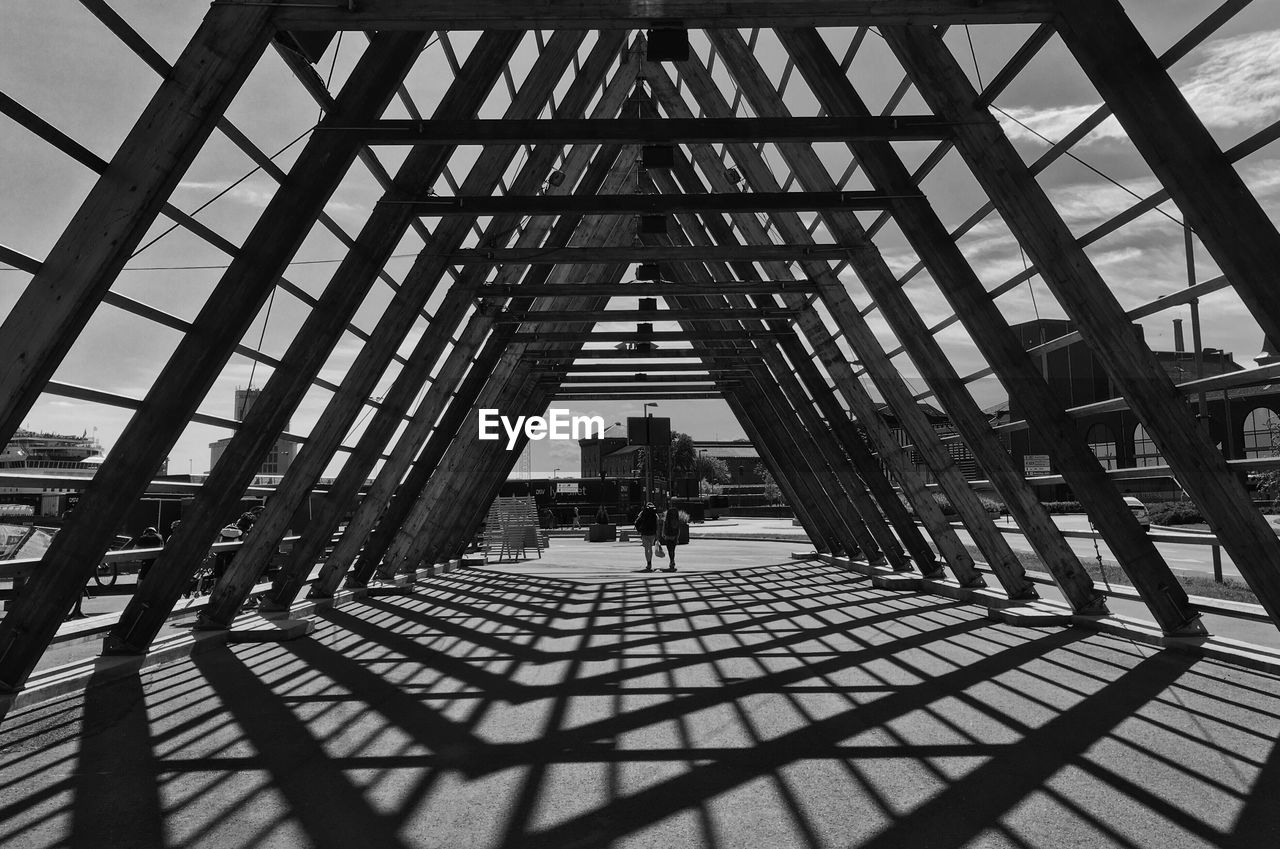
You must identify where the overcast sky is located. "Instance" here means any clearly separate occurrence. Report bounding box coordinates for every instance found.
[2,1,1279,479]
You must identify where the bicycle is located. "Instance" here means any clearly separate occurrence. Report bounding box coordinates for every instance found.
[183,556,216,598]
[92,535,133,587]
[92,560,118,587]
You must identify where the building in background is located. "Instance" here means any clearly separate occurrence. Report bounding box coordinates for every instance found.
[869,402,984,482]
[578,421,631,478]
[990,318,1278,498]
[691,441,763,484]
[209,388,298,477]
[0,429,105,517]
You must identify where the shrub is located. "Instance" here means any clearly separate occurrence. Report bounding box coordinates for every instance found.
[1040,501,1083,514]
[1145,501,1204,526]
[979,497,1004,514]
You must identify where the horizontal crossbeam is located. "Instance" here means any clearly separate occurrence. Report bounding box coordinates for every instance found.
[550,385,726,394]
[540,362,752,373]
[493,308,797,323]
[269,1,1057,30]
[540,374,737,384]
[320,116,954,143]
[403,191,911,216]
[554,393,726,400]
[524,348,765,360]
[476,280,822,297]
[450,245,856,264]
[508,330,791,342]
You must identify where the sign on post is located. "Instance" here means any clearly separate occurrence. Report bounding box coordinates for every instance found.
[1023,454,1051,476]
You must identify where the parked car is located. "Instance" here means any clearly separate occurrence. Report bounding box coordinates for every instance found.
[1123,496,1150,529]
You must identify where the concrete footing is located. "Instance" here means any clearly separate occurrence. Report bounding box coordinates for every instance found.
[226,615,315,643]
[826,553,1280,675]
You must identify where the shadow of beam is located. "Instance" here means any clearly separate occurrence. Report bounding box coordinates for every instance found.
[192,645,414,849]
[69,667,164,849]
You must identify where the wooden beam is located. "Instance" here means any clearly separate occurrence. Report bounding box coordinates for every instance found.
[546,374,736,384]
[652,164,942,574]
[479,280,822,297]
[647,63,988,585]
[83,31,460,659]
[495,308,798,323]
[280,165,643,600]
[383,373,550,570]
[450,244,854,264]
[91,32,527,653]
[188,34,625,628]
[524,347,765,360]
[322,115,954,143]
[406,190,911,215]
[784,29,1215,626]
[267,0,1057,30]
[742,27,1110,617]
[289,151,632,600]
[555,393,723,401]
[0,5,274,453]
[334,332,523,590]
[1,23,438,691]
[348,173,644,582]
[548,384,726,393]
[716,386,842,554]
[507,330,793,342]
[381,364,559,571]
[653,234,898,564]
[546,362,751,374]
[659,53,1033,595]
[314,215,651,589]
[884,23,1280,627]
[1055,0,1280,348]
[645,162,927,568]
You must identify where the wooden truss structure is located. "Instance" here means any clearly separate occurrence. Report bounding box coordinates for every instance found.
[2,0,1280,694]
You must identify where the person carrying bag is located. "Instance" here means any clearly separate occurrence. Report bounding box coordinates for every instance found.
[658,507,689,572]
[635,502,660,571]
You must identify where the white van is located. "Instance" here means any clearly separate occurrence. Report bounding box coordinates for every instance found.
[1123,496,1150,529]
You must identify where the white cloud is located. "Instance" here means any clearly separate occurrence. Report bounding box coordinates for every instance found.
[997,29,1280,146]
[176,178,277,209]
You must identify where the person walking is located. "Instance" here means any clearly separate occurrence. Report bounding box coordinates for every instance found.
[635,502,659,572]
[132,525,165,582]
[659,507,688,572]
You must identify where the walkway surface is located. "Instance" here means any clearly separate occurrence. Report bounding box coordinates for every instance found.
[2,538,1279,849]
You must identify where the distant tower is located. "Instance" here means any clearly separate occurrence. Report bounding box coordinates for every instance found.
[234,387,261,420]
[208,387,297,476]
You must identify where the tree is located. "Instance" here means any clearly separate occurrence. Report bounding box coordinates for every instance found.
[696,453,730,485]
[754,461,782,504]
[1252,413,1280,510]
[669,431,697,478]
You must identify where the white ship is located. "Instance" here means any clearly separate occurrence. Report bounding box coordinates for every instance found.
[0,429,104,519]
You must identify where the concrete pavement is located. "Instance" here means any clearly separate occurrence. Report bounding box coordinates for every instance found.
[2,539,1280,848]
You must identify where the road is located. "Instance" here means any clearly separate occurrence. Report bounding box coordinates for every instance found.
[969,512,1252,581]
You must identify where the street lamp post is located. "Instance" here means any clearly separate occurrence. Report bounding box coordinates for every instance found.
[642,402,659,504]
